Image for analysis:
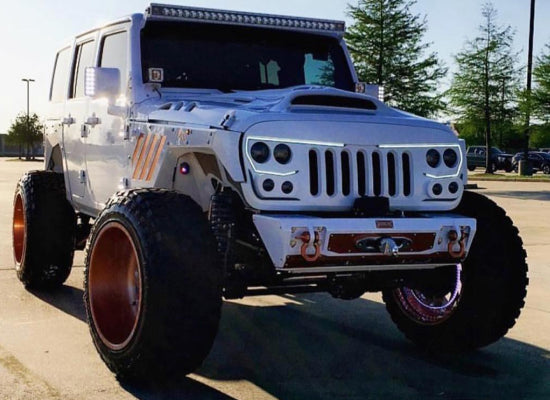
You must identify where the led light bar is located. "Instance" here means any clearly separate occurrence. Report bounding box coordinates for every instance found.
[146,3,346,33]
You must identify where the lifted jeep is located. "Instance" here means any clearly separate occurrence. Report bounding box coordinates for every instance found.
[13,4,528,380]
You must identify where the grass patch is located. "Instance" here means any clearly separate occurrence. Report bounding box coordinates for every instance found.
[469,173,550,182]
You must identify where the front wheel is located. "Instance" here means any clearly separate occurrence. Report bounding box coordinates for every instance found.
[383,191,528,352]
[84,189,223,380]
[543,164,550,175]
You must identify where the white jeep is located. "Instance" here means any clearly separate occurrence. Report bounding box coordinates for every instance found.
[13,4,528,380]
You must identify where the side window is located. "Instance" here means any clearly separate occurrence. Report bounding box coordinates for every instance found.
[304,53,335,87]
[259,60,281,86]
[70,40,96,99]
[100,31,128,94]
[50,48,71,102]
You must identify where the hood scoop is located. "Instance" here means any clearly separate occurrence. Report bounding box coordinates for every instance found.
[289,94,377,113]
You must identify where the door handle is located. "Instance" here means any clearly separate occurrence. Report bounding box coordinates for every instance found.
[62,116,75,126]
[85,116,101,127]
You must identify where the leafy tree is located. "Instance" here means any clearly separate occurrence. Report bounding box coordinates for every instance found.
[529,124,550,148]
[7,113,43,160]
[346,0,447,117]
[448,2,521,172]
[532,44,550,123]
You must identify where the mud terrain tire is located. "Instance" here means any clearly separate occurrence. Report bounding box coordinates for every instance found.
[84,189,223,380]
[13,171,76,289]
[382,191,528,352]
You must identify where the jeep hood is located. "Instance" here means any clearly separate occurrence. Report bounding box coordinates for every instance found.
[135,85,452,137]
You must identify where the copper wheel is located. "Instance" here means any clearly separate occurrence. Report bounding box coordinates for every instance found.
[89,222,142,351]
[392,264,463,325]
[13,193,25,266]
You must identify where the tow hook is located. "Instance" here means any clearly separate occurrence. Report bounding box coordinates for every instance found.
[297,231,321,262]
[448,228,468,259]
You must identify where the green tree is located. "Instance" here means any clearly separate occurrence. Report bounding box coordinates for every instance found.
[532,44,550,123]
[7,113,43,160]
[448,2,521,172]
[346,0,447,117]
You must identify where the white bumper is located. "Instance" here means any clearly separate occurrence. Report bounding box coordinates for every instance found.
[253,214,476,273]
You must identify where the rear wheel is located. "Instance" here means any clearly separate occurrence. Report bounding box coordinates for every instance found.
[13,171,75,289]
[543,164,550,174]
[383,191,528,352]
[467,165,476,172]
[84,189,223,380]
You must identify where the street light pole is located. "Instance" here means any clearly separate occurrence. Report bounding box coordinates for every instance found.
[521,0,536,176]
[21,78,35,160]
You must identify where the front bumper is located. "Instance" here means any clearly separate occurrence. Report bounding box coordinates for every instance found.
[253,214,476,273]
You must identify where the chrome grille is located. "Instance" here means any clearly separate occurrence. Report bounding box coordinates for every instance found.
[308,148,412,198]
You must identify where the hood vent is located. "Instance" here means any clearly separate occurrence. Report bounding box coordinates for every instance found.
[291,95,377,111]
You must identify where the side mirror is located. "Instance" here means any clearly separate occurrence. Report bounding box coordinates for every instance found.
[85,67,121,100]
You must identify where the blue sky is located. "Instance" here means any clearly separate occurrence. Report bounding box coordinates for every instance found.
[1,0,549,132]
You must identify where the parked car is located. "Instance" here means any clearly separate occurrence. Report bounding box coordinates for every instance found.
[539,148,550,153]
[466,146,514,172]
[512,151,550,174]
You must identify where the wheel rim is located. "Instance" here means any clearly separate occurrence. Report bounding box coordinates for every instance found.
[89,222,142,351]
[393,265,463,325]
[544,165,550,174]
[13,193,25,266]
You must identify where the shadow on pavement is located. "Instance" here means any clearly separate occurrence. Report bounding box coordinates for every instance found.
[481,190,550,202]
[31,287,550,399]
[120,378,237,400]
[29,285,87,322]
[198,293,550,400]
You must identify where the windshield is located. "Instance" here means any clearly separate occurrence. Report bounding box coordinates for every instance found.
[141,21,354,92]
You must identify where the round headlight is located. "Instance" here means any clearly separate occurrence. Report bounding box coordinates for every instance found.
[250,142,270,163]
[263,179,275,192]
[274,144,292,164]
[443,149,458,168]
[281,181,294,194]
[449,182,459,194]
[426,149,440,168]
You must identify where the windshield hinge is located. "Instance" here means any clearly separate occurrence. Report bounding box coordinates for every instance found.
[220,110,236,130]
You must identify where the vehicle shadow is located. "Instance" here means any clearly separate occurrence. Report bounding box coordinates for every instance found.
[198,293,550,400]
[482,190,550,202]
[31,287,550,399]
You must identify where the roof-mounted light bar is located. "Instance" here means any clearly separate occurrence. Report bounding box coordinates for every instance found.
[146,3,346,33]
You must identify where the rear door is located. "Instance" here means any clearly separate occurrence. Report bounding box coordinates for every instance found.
[63,34,98,207]
[46,47,71,174]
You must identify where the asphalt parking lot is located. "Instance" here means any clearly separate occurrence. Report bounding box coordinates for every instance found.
[0,158,549,400]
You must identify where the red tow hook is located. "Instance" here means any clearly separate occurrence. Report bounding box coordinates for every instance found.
[448,228,468,259]
[297,231,321,262]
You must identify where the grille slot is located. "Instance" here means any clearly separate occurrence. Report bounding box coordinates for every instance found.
[402,153,411,196]
[387,153,396,197]
[357,151,366,196]
[309,150,319,195]
[308,148,413,200]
